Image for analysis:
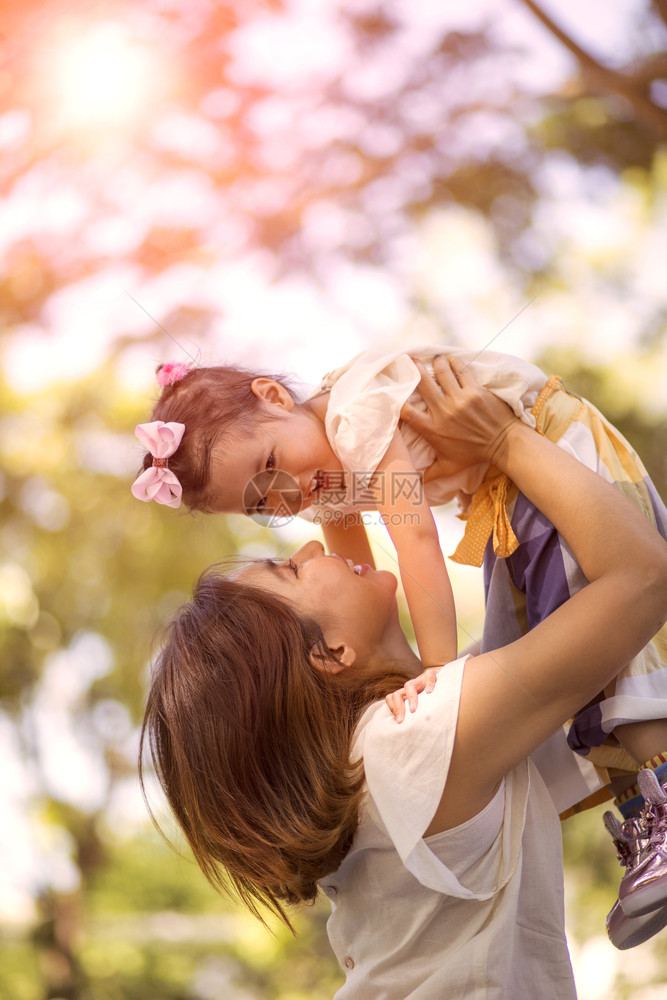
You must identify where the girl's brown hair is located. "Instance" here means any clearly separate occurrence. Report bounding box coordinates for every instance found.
[139,568,413,928]
[138,365,293,511]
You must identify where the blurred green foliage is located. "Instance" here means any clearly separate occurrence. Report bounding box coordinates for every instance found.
[0,366,344,999]
[536,347,667,499]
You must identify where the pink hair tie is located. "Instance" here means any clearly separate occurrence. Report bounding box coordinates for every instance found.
[131,421,186,508]
[157,362,192,387]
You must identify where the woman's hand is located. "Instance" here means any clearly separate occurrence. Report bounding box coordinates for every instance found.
[385,668,440,723]
[401,356,518,471]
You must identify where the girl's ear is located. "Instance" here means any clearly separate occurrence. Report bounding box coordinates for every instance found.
[251,378,295,411]
[309,642,357,674]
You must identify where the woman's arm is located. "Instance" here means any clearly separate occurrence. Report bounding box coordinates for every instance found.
[372,432,457,668]
[404,358,667,833]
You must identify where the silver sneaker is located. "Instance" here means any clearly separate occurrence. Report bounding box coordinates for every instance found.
[619,769,667,918]
[604,809,654,948]
[606,898,667,950]
[604,810,645,869]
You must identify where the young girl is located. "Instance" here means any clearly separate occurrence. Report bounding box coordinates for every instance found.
[139,358,667,997]
[132,347,667,942]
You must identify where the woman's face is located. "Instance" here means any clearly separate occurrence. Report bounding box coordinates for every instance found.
[232,540,400,665]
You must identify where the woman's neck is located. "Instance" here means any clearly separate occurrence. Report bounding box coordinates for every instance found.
[370,624,423,677]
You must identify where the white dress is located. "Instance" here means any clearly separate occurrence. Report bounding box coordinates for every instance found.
[302,345,547,516]
[319,656,577,999]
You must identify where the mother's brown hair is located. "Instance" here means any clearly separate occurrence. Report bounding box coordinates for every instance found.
[139,567,413,928]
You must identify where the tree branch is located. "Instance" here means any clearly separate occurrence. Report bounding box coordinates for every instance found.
[652,0,667,29]
[516,0,667,140]
[624,52,667,87]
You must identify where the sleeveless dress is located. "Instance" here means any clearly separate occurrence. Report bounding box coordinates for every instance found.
[320,655,577,998]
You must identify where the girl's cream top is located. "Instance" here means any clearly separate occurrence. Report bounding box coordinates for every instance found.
[302,345,547,517]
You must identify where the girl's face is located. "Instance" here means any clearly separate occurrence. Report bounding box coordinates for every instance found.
[206,382,341,516]
[232,540,400,668]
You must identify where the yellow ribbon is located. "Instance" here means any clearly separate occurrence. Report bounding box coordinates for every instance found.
[450,472,518,566]
[450,376,563,567]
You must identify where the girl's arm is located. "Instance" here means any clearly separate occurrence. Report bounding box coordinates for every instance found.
[372,432,457,668]
[320,515,376,569]
[402,358,667,833]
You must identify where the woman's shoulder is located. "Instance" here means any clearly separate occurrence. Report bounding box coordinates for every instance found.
[354,656,469,757]
[351,658,469,848]
[350,700,385,761]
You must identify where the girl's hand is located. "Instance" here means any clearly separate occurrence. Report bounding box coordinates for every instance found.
[400,356,518,469]
[385,668,439,723]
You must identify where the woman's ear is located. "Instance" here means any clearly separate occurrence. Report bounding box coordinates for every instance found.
[309,642,357,674]
[251,378,295,411]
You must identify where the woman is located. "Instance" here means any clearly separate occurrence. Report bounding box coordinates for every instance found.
[140,359,667,998]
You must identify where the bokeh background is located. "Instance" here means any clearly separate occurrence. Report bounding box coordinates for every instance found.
[1,1,667,997]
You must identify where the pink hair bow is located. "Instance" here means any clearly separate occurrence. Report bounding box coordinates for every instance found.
[131,421,186,508]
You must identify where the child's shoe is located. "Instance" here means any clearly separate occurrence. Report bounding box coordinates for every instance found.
[619,769,667,918]
[606,899,667,950]
[604,809,654,948]
[604,810,644,870]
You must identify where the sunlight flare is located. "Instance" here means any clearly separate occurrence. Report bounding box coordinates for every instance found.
[52,23,157,128]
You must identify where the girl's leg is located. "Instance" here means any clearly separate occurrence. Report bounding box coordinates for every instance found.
[613,721,667,779]
[606,722,667,821]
